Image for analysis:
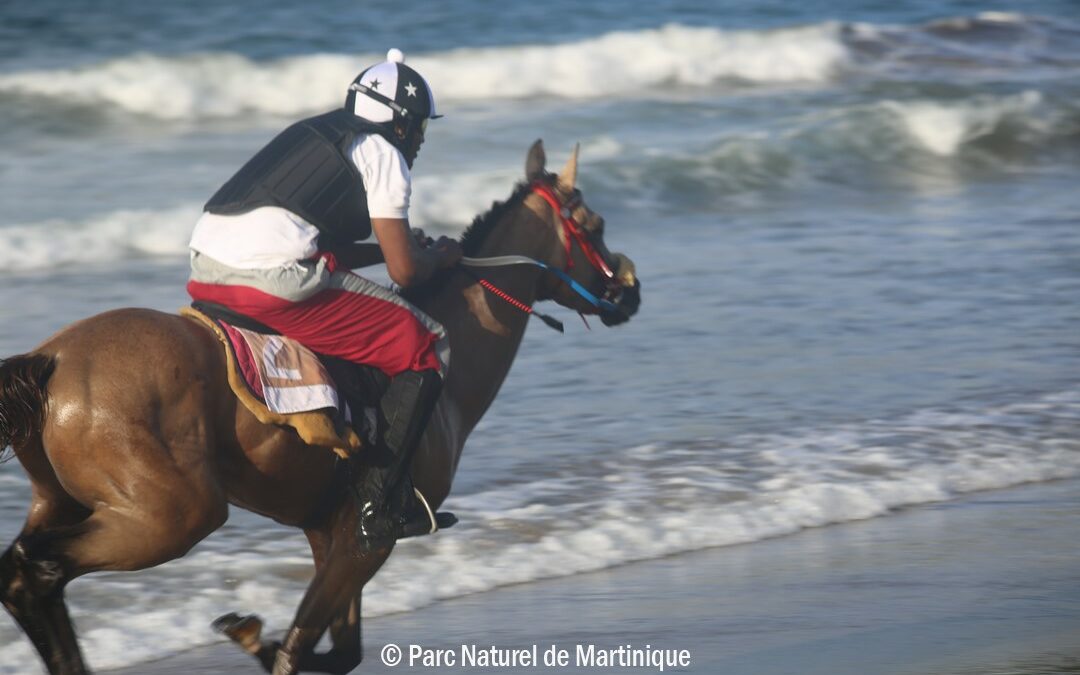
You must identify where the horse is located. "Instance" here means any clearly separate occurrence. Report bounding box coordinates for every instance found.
[0,139,641,675]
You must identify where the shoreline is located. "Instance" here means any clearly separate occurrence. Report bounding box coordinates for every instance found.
[105,478,1080,674]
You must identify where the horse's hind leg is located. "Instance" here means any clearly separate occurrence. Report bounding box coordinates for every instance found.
[4,490,226,675]
[3,429,227,674]
[0,539,86,674]
[1,438,93,674]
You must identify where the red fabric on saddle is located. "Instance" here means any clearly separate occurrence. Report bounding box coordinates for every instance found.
[219,322,265,400]
[187,272,442,377]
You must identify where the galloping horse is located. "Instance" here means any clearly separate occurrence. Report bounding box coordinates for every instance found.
[0,140,640,675]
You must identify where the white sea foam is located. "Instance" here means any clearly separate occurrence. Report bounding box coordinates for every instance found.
[1,13,1074,125]
[2,390,1078,672]
[0,23,849,120]
[1,85,1073,276]
[1,85,1075,276]
[0,206,198,272]
[883,90,1044,156]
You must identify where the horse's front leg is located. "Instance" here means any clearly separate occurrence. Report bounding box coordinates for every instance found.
[273,542,390,675]
[277,595,364,674]
[216,544,388,674]
[325,595,363,667]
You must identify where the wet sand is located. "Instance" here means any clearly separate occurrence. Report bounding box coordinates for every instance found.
[110,479,1080,674]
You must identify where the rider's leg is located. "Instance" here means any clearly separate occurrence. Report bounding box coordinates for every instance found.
[354,367,445,551]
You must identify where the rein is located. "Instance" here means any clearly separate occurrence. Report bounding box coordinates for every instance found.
[458,260,566,333]
[459,182,620,333]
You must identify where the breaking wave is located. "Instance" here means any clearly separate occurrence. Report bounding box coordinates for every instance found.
[0,22,850,120]
[612,89,1080,204]
[2,13,1077,122]
[0,206,198,273]
[1,88,1077,275]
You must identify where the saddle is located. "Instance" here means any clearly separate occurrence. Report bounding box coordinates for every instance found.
[181,303,388,458]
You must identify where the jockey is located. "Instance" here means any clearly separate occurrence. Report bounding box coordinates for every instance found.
[186,49,461,551]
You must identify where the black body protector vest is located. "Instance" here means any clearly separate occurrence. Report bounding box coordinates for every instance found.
[204,109,395,247]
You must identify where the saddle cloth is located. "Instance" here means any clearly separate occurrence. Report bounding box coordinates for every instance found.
[180,306,361,458]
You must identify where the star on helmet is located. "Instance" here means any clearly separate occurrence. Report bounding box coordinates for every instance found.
[404,82,417,97]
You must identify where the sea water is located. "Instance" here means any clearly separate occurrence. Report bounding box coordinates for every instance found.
[1,0,1079,670]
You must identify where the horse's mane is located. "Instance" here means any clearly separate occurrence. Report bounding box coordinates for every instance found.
[458,180,534,257]
[402,180,535,304]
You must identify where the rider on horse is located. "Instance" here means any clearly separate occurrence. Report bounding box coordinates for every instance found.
[186,49,461,551]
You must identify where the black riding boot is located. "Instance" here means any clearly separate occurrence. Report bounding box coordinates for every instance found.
[354,368,455,552]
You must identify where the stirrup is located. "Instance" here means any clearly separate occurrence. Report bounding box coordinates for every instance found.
[402,488,458,539]
[414,488,438,534]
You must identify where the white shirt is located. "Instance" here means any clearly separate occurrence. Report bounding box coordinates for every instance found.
[189,133,411,270]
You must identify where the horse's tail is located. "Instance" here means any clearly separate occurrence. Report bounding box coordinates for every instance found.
[0,354,56,461]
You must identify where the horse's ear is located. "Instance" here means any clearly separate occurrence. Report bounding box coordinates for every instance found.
[526,139,546,181]
[556,143,580,192]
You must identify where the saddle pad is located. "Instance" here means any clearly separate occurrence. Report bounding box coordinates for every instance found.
[218,322,338,415]
[180,307,361,458]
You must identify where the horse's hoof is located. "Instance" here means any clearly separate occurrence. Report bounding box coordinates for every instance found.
[212,612,264,653]
[211,612,241,634]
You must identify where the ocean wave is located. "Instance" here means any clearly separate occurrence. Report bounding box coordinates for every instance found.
[799,89,1079,161]
[1,88,1075,275]
[2,13,1077,123]
[1,389,1077,671]
[612,89,1080,203]
[1,87,1075,275]
[846,11,1080,76]
[0,23,850,120]
[880,90,1051,156]
[0,206,198,272]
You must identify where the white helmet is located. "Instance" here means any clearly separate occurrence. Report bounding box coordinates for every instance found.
[345,48,440,127]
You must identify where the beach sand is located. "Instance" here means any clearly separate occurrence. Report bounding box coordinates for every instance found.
[109,479,1080,674]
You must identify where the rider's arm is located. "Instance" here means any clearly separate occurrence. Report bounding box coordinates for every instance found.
[372,218,461,287]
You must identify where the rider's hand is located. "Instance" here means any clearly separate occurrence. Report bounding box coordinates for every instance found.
[433,236,463,268]
[412,228,434,248]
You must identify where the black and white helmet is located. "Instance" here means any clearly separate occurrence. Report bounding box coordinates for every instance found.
[345,48,440,132]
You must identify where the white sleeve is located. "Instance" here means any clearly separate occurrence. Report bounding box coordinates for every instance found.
[355,137,412,220]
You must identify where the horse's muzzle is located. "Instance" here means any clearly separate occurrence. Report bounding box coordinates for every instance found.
[600,253,641,327]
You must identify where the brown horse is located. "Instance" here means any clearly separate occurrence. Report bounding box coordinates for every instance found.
[0,140,640,675]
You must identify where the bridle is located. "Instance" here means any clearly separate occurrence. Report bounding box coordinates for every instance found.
[460,179,622,332]
[529,181,616,281]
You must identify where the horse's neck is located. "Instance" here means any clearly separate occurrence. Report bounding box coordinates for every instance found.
[417,210,549,448]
